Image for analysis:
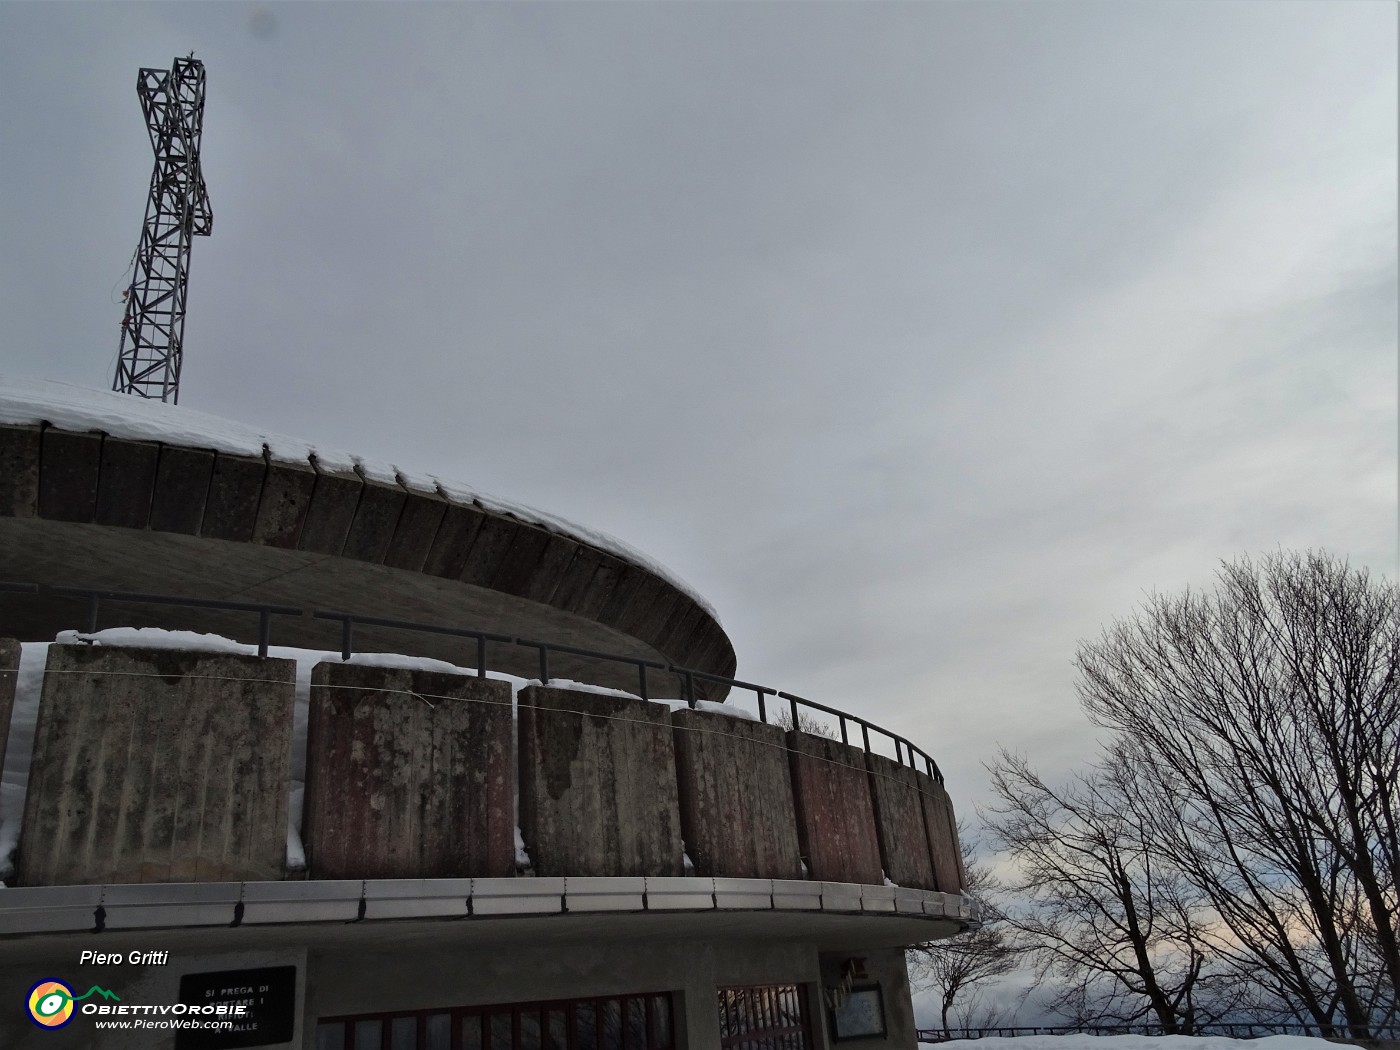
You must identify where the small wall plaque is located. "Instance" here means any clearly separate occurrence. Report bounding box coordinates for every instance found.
[176,965,297,1049]
[830,983,887,1042]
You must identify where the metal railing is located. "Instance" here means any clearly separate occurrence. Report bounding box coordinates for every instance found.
[0,581,944,782]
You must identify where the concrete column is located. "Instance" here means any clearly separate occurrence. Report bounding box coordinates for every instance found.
[303,662,514,879]
[518,685,683,877]
[19,644,295,886]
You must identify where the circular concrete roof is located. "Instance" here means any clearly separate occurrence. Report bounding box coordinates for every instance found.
[0,378,735,696]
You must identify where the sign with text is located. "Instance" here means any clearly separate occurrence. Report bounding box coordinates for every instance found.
[176,965,297,1049]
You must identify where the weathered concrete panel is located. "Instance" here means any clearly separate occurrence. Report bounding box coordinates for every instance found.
[487,524,554,597]
[787,732,884,885]
[0,425,40,518]
[95,437,159,529]
[38,429,102,523]
[457,515,519,586]
[518,685,683,877]
[383,489,448,572]
[657,599,707,662]
[148,445,214,534]
[342,479,406,563]
[508,533,580,605]
[550,545,604,615]
[0,639,17,786]
[304,662,514,879]
[572,552,627,622]
[421,503,485,579]
[914,769,965,893]
[866,753,938,891]
[201,452,267,542]
[252,458,316,548]
[598,565,647,630]
[18,645,294,886]
[672,709,801,879]
[298,461,362,555]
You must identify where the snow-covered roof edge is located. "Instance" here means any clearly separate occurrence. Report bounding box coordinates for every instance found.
[0,376,718,622]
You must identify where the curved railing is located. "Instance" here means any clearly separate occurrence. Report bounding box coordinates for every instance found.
[0,579,942,782]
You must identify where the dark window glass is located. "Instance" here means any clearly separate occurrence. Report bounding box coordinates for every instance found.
[576,1003,597,1050]
[425,1014,451,1050]
[651,994,672,1047]
[462,1014,484,1050]
[391,1016,417,1050]
[520,1010,542,1050]
[625,998,646,1049]
[316,1023,346,1050]
[546,1009,568,1050]
[354,1020,384,1050]
[489,1013,513,1050]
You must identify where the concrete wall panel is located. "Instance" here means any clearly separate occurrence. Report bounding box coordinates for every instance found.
[788,732,884,885]
[865,753,938,891]
[671,709,801,879]
[341,479,406,563]
[252,459,316,548]
[550,546,604,615]
[0,425,40,518]
[18,645,294,886]
[202,452,267,542]
[38,429,102,523]
[304,662,514,879]
[421,503,485,579]
[457,516,519,586]
[914,770,964,893]
[148,446,214,534]
[95,437,159,529]
[507,533,579,605]
[488,525,554,597]
[518,685,683,877]
[383,490,448,572]
[0,639,17,787]
[298,462,362,555]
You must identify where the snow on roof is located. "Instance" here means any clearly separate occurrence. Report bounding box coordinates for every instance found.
[0,375,716,620]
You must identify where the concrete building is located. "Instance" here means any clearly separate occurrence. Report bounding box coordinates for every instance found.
[0,380,974,1050]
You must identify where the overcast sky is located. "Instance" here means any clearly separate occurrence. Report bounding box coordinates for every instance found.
[1,1,1396,830]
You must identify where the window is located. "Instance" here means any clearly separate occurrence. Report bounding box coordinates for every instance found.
[717,985,813,1050]
[318,992,675,1050]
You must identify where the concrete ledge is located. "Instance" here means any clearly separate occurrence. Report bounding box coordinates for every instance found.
[0,885,101,935]
[38,428,102,522]
[298,461,362,555]
[202,451,267,542]
[100,881,242,930]
[363,879,473,921]
[148,445,214,534]
[342,477,406,563]
[240,880,364,925]
[252,457,316,548]
[644,876,715,911]
[0,878,979,939]
[95,437,159,529]
[914,770,965,893]
[0,425,40,518]
[470,878,565,917]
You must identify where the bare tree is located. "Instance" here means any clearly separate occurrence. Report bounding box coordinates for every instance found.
[982,748,1229,1032]
[908,831,1019,1034]
[1075,551,1399,1038]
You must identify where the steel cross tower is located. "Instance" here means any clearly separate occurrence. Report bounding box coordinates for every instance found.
[113,57,213,404]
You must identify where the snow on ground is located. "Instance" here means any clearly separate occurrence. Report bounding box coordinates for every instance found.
[0,374,716,620]
[0,627,758,882]
[928,1038,1347,1050]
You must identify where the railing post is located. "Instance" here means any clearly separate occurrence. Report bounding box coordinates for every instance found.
[538,646,549,684]
[85,592,100,634]
[788,696,799,730]
[257,609,271,658]
[340,617,353,661]
[861,723,871,754]
[476,635,486,679]
[756,689,767,723]
[638,662,648,701]
[685,670,696,709]
[840,717,848,746]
